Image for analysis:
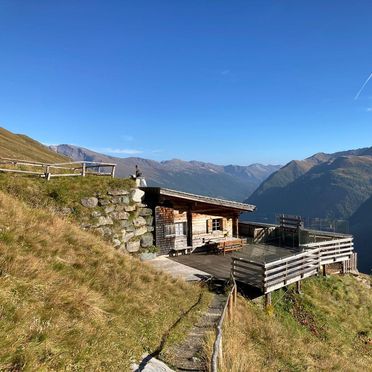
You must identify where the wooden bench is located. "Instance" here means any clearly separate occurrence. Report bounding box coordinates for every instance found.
[208,239,244,255]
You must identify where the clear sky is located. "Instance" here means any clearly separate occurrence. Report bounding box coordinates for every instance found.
[0,1,371,165]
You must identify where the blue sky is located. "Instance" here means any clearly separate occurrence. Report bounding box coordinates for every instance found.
[0,1,371,165]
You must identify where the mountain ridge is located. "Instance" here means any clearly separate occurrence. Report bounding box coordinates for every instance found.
[51,144,281,201]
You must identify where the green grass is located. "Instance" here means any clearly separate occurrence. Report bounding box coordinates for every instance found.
[0,173,135,221]
[0,191,211,370]
[207,275,371,371]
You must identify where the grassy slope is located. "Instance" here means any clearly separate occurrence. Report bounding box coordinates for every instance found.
[208,275,371,371]
[0,191,210,370]
[0,173,136,223]
[0,127,68,163]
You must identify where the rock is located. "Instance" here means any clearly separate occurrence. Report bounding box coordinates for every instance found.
[91,211,102,218]
[133,216,147,227]
[135,226,148,236]
[139,208,152,216]
[108,189,129,196]
[96,216,113,226]
[131,188,145,203]
[145,216,154,226]
[98,198,110,206]
[124,205,136,212]
[60,207,73,215]
[140,233,154,248]
[126,240,140,253]
[111,196,130,204]
[112,239,121,248]
[123,232,135,242]
[114,205,126,212]
[147,226,154,232]
[104,205,115,214]
[96,226,113,236]
[111,211,129,220]
[81,197,98,208]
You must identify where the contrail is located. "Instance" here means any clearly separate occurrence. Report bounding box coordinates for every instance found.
[354,72,372,100]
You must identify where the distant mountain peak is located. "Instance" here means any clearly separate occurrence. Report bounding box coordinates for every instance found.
[52,144,281,201]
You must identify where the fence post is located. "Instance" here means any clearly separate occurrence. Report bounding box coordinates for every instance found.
[218,336,223,370]
[45,165,51,181]
[111,165,116,178]
[81,162,86,177]
[265,293,272,308]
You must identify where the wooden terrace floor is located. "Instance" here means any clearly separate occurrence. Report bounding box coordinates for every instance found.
[170,244,299,280]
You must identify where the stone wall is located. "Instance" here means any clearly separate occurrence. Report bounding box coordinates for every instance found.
[80,187,154,254]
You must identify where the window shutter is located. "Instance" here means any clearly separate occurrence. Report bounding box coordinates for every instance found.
[222,218,227,231]
[206,219,213,233]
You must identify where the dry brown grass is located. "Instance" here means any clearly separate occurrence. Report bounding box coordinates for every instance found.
[0,191,210,370]
[207,275,372,372]
[0,127,68,163]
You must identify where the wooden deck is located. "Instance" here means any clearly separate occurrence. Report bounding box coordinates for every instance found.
[170,244,299,280]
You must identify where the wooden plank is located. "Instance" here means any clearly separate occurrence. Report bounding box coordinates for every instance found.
[264,270,318,293]
[0,168,44,175]
[264,262,320,282]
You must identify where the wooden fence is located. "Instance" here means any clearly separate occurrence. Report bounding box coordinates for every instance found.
[0,157,116,179]
[211,276,237,372]
[231,236,354,295]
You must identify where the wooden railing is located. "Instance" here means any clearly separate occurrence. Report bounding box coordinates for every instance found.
[211,275,237,372]
[0,157,116,179]
[231,236,354,294]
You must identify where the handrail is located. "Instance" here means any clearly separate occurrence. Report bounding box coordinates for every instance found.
[0,157,116,179]
[231,236,354,295]
[211,274,237,372]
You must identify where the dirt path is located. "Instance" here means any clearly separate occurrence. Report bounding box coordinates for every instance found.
[162,281,227,371]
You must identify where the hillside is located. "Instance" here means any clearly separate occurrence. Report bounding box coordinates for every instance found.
[248,153,372,220]
[0,127,68,163]
[51,144,280,201]
[249,147,372,212]
[350,196,372,274]
[207,275,372,371]
[0,190,210,370]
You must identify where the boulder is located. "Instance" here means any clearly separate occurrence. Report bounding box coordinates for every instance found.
[112,238,121,248]
[111,196,130,205]
[91,211,102,218]
[140,233,154,248]
[111,211,129,220]
[126,240,141,253]
[96,216,113,226]
[124,205,136,212]
[139,208,152,217]
[135,226,148,236]
[108,189,129,196]
[131,188,145,203]
[133,216,147,227]
[123,232,135,242]
[104,205,115,214]
[81,197,98,208]
[145,216,154,226]
[98,198,110,206]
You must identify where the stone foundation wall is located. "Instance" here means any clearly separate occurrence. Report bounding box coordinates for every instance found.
[80,187,154,254]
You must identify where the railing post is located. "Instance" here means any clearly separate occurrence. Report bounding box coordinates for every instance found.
[81,162,86,177]
[265,293,272,308]
[111,165,116,178]
[45,165,51,181]
[218,336,223,369]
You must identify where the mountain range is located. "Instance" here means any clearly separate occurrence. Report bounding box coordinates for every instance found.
[50,144,280,201]
[246,147,372,273]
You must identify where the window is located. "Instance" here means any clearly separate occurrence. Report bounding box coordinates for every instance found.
[175,222,187,236]
[165,222,187,237]
[212,218,222,231]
